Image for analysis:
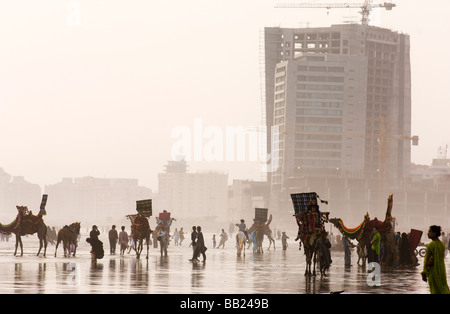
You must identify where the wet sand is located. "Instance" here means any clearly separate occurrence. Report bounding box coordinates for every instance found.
[0,232,435,294]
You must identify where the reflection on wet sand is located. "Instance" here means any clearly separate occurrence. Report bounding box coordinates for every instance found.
[0,236,439,294]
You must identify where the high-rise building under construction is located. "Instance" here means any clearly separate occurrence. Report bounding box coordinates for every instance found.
[264,24,413,220]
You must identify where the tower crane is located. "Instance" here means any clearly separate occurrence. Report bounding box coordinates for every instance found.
[275,0,396,25]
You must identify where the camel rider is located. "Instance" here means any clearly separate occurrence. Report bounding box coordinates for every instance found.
[307,199,321,231]
[235,219,248,245]
[236,219,246,232]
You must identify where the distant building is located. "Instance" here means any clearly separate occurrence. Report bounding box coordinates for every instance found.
[158,160,228,222]
[45,176,153,225]
[391,161,450,232]
[0,168,42,219]
[264,24,414,225]
[227,179,270,223]
[264,24,412,184]
[271,53,367,190]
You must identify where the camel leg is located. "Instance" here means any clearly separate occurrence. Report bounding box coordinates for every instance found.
[43,237,47,257]
[146,238,149,260]
[312,250,317,277]
[54,239,60,257]
[305,260,310,276]
[37,238,42,256]
[19,237,23,256]
[63,242,68,257]
[15,235,23,257]
[14,234,19,256]
[305,250,312,276]
[136,240,141,259]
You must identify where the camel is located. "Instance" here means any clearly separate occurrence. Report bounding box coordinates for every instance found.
[0,205,48,257]
[301,230,322,276]
[127,214,153,259]
[54,222,81,257]
[292,197,330,276]
[249,227,265,254]
[248,214,276,252]
[329,194,396,267]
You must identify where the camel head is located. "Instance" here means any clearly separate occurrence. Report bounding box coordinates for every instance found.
[16,206,29,216]
[70,222,81,234]
[329,217,342,228]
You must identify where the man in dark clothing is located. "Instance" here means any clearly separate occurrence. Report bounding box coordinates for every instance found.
[192,226,206,263]
[108,225,118,255]
[86,225,104,263]
[189,226,198,262]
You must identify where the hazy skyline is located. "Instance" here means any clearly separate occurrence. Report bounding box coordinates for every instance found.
[1,0,449,191]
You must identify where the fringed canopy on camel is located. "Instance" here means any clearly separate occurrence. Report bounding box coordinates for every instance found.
[329,194,396,267]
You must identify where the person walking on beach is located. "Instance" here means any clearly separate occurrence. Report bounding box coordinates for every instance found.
[179,227,185,246]
[188,226,198,261]
[421,225,450,294]
[217,229,228,249]
[173,228,180,246]
[158,229,169,257]
[343,236,352,266]
[190,226,197,248]
[118,226,129,256]
[281,231,289,251]
[191,226,206,263]
[108,225,118,255]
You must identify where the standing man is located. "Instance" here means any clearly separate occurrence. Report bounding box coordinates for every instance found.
[118,226,129,256]
[342,236,352,266]
[189,226,198,262]
[108,225,118,255]
[370,227,381,263]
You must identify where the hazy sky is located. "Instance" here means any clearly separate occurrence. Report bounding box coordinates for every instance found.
[0,0,449,191]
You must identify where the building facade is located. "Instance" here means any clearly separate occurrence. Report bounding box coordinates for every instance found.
[0,168,42,219]
[158,160,228,222]
[271,53,368,190]
[265,24,412,185]
[264,24,413,224]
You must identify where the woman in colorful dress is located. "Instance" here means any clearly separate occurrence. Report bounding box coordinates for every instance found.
[421,225,450,294]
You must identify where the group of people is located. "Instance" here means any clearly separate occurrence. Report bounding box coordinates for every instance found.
[340,224,450,294]
[189,226,207,263]
[106,225,133,256]
[106,224,170,258]
[343,227,418,267]
[98,222,242,263]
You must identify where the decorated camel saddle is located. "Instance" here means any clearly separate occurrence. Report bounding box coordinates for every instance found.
[127,199,152,237]
[291,192,330,243]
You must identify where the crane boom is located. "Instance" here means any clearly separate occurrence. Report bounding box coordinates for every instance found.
[275,1,396,25]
